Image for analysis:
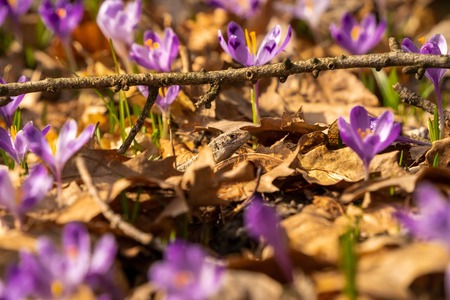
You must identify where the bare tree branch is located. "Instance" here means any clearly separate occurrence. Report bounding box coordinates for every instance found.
[0,50,449,98]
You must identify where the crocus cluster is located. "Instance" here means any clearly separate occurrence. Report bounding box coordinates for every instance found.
[207,0,263,18]
[9,222,119,299]
[97,0,142,71]
[396,182,450,297]
[338,105,401,180]
[244,195,293,283]
[0,164,53,228]
[24,119,95,204]
[149,239,224,300]
[402,34,449,139]
[330,12,386,55]
[0,76,27,128]
[39,0,84,42]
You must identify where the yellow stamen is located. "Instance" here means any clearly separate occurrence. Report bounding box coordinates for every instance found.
[10,125,17,139]
[173,271,193,288]
[357,128,372,140]
[245,29,257,55]
[159,87,167,97]
[51,280,64,297]
[418,36,426,45]
[144,39,160,50]
[45,129,58,155]
[57,8,67,19]
[351,26,360,40]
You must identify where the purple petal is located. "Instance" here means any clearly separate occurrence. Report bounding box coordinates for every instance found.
[56,121,94,174]
[97,0,141,45]
[244,196,293,282]
[0,127,19,163]
[341,12,357,35]
[401,38,420,53]
[255,25,292,65]
[20,165,53,214]
[349,106,371,132]
[156,85,180,113]
[397,182,450,248]
[227,35,252,66]
[62,223,91,285]
[0,167,16,213]
[23,123,56,174]
[149,240,224,299]
[337,116,365,159]
[89,234,117,274]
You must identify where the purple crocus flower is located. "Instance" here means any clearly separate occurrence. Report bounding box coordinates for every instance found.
[219,21,292,67]
[23,119,95,203]
[402,34,449,139]
[38,0,84,41]
[396,182,450,298]
[138,85,181,114]
[0,75,27,128]
[97,0,141,70]
[330,12,386,55]
[0,164,53,228]
[17,222,118,299]
[0,0,32,25]
[244,195,293,283]
[149,240,224,300]
[337,105,401,180]
[0,121,50,165]
[130,28,180,73]
[207,0,262,18]
[397,182,450,247]
[277,0,329,32]
[97,0,141,46]
[0,264,35,300]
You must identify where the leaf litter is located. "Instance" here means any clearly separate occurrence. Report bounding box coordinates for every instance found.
[0,0,449,299]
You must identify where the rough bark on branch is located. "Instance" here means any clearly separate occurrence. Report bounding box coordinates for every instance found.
[0,51,449,98]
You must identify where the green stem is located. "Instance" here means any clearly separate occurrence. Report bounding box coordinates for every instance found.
[250,81,260,124]
[62,38,77,71]
[434,83,445,139]
[161,112,169,140]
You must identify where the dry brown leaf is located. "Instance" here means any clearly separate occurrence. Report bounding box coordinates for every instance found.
[56,193,102,224]
[422,137,450,168]
[340,174,418,204]
[255,143,300,193]
[63,150,180,185]
[181,147,228,206]
[298,146,408,185]
[357,243,449,299]
[244,111,326,146]
[282,204,347,263]
[210,270,283,300]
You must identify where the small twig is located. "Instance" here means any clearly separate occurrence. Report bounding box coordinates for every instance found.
[117,85,159,155]
[76,156,158,247]
[393,83,450,121]
[195,81,222,109]
[388,37,402,52]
